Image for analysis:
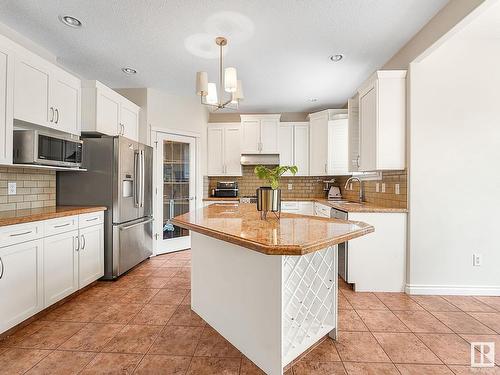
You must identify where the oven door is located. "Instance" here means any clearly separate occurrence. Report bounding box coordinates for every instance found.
[37,134,64,165]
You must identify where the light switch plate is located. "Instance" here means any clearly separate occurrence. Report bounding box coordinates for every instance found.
[288,183,293,190]
[395,184,400,195]
[376,183,380,193]
[473,254,482,267]
[8,182,16,195]
[381,183,386,193]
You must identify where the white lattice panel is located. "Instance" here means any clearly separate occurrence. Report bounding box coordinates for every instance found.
[282,246,337,365]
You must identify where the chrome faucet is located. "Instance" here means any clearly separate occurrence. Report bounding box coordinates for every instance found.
[344,177,365,203]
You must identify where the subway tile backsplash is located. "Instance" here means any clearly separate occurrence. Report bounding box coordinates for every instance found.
[207,166,407,209]
[0,167,56,211]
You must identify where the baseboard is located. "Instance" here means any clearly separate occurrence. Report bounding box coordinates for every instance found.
[405,284,500,296]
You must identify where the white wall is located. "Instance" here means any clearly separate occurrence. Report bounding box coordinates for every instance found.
[407,36,500,294]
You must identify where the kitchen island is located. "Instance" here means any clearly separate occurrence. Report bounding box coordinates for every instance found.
[172,203,373,375]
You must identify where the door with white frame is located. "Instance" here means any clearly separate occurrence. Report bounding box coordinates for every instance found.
[154,132,196,254]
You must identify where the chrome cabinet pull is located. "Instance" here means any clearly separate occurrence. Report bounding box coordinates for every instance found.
[55,108,59,124]
[75,235,80,251]
[81,234,85,250]
[49,107,54,122]
[86,217,98,222]
[356,155,360,168]
[9,230,32,237]
[54,222,70,228]
[0,257,4,279]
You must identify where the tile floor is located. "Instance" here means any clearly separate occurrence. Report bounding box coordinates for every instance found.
[1,250,500,374]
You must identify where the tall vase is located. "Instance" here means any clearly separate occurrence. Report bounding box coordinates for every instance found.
[256,187,281,220]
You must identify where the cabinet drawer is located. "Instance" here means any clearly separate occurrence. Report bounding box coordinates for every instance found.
[281,201,299,211]
[0,222,43,248]
[44,215,78,237]
[79,211,104,229]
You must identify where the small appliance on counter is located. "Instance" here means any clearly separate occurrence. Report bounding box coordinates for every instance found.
[328,186,342,201]
[213,181,238,198]
[240,196,257,204]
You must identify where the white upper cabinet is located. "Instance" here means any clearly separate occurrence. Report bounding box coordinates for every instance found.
[240,114,280,154]
[308,109,348,176]
[328,116,349,175]
[13,45,81,135]
[279,122,309,176]
[207,123,242,176]
[82,80,140,141]
[347,94,360,172]
[0,38,13,164]
[357,70,406,171]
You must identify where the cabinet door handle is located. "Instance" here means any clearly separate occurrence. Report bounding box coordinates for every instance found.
[86,217,99,222]
[81,234,86,250]
[9,230,32,237]
[75,235,80,251]
[49,107,54,122]
[324,163,327,174]
[356,155,360,168]
[54,222,71,228]
[55,108,59,124]
[0,256,3,279]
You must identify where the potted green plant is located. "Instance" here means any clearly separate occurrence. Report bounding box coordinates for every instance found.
[254,165,298,219]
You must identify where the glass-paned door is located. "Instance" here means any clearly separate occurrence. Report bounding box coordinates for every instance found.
[154,132,196,254]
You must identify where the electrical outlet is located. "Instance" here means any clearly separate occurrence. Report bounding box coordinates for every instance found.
[376,183,380,193]
[473,254,482,267]
[287,183,293,190]
[395,184,400,195]
[381,183,386,193]
[8,182,16,195]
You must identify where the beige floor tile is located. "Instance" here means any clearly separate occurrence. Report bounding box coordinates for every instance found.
[168,305,206,326]
[375,293,424,311]
[79,352,142,374]
[338,309,368,332]
[149,288,189,305]
[373,332,441,364]
[396,364,454,374]
[105,324,162,354]
[448,365,500,374]
[460,334,500,365]
[42,301,105,323]
[357,309,410,332]
[134,354,191,374]
[164,276,191,290]
[240,357,266,375]
[16,321,85,349]
[343,362,400,374]
[92,303,143,324]
[150,267,180,277]
[411,296,460,312]
[293,361,346,375]
[338,294,353,310]
[25,350,95,374]
[393,310,453,333]
[475,297,500,311]
[334,331,390,362]
[148,325,203,356]
[431,312,496,334]
[119,288,160,304]
[416,333,472,365]
[0,348,51,375]
[186,357,240,375]
[299,338,341,362]
[194,326,241,358]
[131,304,177,325]
[442,296,497,312]
[59,323,123,351]
[469,313,500,334]
[344,292,388,310]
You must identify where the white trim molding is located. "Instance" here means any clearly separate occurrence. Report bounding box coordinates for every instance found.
[406,284,500,296]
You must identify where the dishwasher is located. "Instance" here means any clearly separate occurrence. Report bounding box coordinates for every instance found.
[331,207,349,282]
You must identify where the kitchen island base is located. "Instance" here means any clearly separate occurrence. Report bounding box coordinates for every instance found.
[191,232,338,375]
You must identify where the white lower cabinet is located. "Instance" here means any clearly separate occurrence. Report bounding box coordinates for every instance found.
[281,201,314,216]
[43,230,78,306]
[0,239,43,333]
[78,224,104,288]
[0,211,104,334]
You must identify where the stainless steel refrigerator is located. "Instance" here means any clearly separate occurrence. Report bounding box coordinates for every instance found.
[57,136,153,279]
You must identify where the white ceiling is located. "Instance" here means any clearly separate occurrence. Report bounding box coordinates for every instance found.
[0,0,448,112]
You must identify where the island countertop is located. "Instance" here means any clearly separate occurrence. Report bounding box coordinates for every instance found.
[172,203,374,255]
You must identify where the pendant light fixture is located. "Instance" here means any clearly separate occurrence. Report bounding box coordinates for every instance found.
[195,37,244,110]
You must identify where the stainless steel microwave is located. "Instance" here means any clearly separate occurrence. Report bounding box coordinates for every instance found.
[13,130,83,168]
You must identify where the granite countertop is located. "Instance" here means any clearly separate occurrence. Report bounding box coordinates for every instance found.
[172,203,374,256]
[202,197,407,213]
[0,206,107,227]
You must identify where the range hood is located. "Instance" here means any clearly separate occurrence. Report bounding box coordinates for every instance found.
[240,154,280,165]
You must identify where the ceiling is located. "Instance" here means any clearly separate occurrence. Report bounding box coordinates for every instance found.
[0,0,448,112]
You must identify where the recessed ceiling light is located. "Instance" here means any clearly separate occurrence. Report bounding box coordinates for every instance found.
[329,54,343,62]
[59,15,82,28]
[122,67,137,75]
[309,98,318,103]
